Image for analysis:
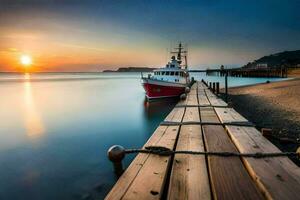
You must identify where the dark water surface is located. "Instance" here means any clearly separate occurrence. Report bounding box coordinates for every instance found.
[0,72,288,200]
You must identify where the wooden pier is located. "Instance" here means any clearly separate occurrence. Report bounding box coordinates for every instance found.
[189,67,288,78]
[105,81,300,200]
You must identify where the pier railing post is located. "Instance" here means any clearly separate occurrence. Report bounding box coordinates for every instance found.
[209,82,212,89]
[216,82,220,95]
[225,72,228,103]
[212,82,216,93]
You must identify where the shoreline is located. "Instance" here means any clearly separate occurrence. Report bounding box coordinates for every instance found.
[226,77,295,90]
[222,77,300,165]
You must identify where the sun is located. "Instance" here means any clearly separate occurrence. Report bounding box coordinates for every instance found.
[20,55,32,66]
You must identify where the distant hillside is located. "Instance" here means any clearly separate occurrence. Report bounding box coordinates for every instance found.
[103,67,157,72]
[243,50,300,69]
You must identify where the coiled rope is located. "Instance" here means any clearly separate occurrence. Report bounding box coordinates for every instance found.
[125,146,300,159]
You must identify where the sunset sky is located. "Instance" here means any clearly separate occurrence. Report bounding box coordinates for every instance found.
[0,0,299,72]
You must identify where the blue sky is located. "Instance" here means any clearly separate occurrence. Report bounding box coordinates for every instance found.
[0,0,299,71]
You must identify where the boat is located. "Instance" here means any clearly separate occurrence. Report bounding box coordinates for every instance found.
[141,43,191,100]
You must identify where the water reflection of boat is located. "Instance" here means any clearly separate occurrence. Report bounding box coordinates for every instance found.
[141,42,190,100]
[143,98,178,118]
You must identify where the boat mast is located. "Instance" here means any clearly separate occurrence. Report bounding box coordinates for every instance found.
[171,42,188,69]
[177,43,182,64]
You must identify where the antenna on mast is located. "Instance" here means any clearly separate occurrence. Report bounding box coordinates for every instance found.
[184,44,188,69]
[170,42,188,69]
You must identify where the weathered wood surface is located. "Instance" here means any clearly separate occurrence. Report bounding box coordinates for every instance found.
[105,107,184,200]
[200,106,263,200]
[205,89,227,107]
[106,81,300,200]
[167,88,211,200]
[197,89,210,106]
[215,107,300,200]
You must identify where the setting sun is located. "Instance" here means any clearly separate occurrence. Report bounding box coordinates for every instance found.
[20,55,32,66]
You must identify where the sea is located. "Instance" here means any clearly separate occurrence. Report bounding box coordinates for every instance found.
[0,72,288,200]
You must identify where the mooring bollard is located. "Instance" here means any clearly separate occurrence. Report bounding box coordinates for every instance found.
[180,93,187,100]
[209,82,212,89]
[107,145,125,176]
[212,82,216,93]
[185,87,190,93]
[216,82,220,95]
[191,77,195,83]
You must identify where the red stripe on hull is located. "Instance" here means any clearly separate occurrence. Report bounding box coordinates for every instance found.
[143,83,185,99]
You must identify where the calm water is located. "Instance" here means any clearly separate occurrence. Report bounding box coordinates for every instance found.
[0,72,288,200]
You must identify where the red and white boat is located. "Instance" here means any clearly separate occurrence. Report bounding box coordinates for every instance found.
[142,43,191,100]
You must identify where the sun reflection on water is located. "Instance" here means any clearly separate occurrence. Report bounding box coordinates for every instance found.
[23,73,45,139]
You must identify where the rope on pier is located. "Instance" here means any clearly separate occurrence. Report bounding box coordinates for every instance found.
[125,146,300,159]
[160,121,255,127]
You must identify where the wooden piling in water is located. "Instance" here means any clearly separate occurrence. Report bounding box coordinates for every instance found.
[225,72,228,102]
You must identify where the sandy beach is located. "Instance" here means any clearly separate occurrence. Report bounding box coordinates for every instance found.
[225,70,300,165]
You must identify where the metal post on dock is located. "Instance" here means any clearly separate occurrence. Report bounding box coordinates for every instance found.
[209,82,212,89]
[212,82,216,93]
[225,71,228,103]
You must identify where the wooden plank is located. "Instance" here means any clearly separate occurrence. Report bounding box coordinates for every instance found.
[226,126,300,199]
[105,126,168,200]
[122,126,180,200]
[205,89,227,107]
[177,82,197,106]
[167,125,211,200]
[198,82,210,106]
[105,107,184,200]
[189,83,197,95]
[168,95,211,200]
[214,107,248,123]
[198,91,210,106]
[215,100,300,199]
[200,107,263,200]
[186,93,198,107]
[200,107,218,123]
[197,82,207,89]
[120,107,185,200]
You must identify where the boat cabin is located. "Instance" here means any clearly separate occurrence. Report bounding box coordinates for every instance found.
[150,56,189,84]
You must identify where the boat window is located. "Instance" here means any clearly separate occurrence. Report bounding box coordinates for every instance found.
[166,72,170,75]
[180,72,183,76]
[170,72,174,76]
[171,64,175,68]
[175,72,179,76]
[162,72,165,75]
